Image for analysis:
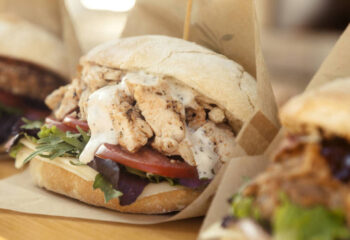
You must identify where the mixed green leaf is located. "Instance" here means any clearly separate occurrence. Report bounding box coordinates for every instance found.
[125,166,176,186]
[9,143,24,158]
[274,195,350,240]
[230,192,350,240]
[230,192,261,221]
[22,125,90,164]
[20,118,43,130]
[93,173,123,203]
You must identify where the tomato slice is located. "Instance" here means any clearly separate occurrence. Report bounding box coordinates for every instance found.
[45,117,89,133]
[45,117,78,132]
[63,116,89,132]
[46,117,197,179]
[96,143,198,179]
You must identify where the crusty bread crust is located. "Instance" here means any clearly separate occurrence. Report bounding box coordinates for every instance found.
[80,35,257,130]
[29,157,202,214]
[280,77,350,141]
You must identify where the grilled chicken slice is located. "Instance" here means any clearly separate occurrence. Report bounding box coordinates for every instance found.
[81,64,122,92]
[202,122,236,162]
[186,107,206,129]
[177,140,196,166]
[208,107,225,124]
[45,85,67,111]
[49,78,82,120]
[110,90,153,153]
[128,81,186,154]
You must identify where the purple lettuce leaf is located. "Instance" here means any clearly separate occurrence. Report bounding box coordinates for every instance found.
[89,157,149,206]
[178,177,211,189]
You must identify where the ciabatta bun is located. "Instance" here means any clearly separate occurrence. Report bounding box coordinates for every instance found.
[280,77,350,141]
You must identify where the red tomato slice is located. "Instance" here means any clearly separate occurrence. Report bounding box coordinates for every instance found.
[96,143,198,179]
[45,117,78,132]
[63,116,89,132]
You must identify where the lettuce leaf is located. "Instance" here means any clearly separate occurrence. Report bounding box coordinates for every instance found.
[22,125,90,164]
[273,196,350,240]
[124,166,175,185]
[9,143,24,158]
[20,118,43,130]
[231,193,261,221]
[230,192,350,240]
[93,173,123,203]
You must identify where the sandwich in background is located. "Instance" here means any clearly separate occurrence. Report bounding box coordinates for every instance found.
[201,77,350,240]
[0,14,68,148]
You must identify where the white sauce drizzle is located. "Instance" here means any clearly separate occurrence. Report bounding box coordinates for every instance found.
[79,85,121,164]
[123,71,159,86]
[168,81,195,107]
[186,127,219,179]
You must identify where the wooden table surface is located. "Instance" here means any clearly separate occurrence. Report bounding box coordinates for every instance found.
[0,157,202,240]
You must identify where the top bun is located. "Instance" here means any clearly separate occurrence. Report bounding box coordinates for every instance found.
[280,77,350,140]
[80,35,257,130]
[0,13,69,79]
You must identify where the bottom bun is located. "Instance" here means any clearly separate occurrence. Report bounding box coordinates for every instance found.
[29,157,202,214]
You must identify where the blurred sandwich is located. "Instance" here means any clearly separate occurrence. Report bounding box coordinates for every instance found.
[202,78,350,240]
[0,13,67,146]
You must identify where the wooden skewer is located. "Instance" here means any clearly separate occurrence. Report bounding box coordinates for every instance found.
[183,0,193,40]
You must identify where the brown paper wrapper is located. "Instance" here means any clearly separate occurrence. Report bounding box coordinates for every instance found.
[199,24,350,238]
[0,0,278,224]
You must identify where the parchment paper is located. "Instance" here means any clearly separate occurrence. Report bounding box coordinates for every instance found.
[0,0,279,224]
[199,24,350,238]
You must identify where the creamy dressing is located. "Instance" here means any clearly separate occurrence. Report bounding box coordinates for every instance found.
[79,85,121,164]
[123,71,159,86]
[168,81,196,107]
[186,127,219,179]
